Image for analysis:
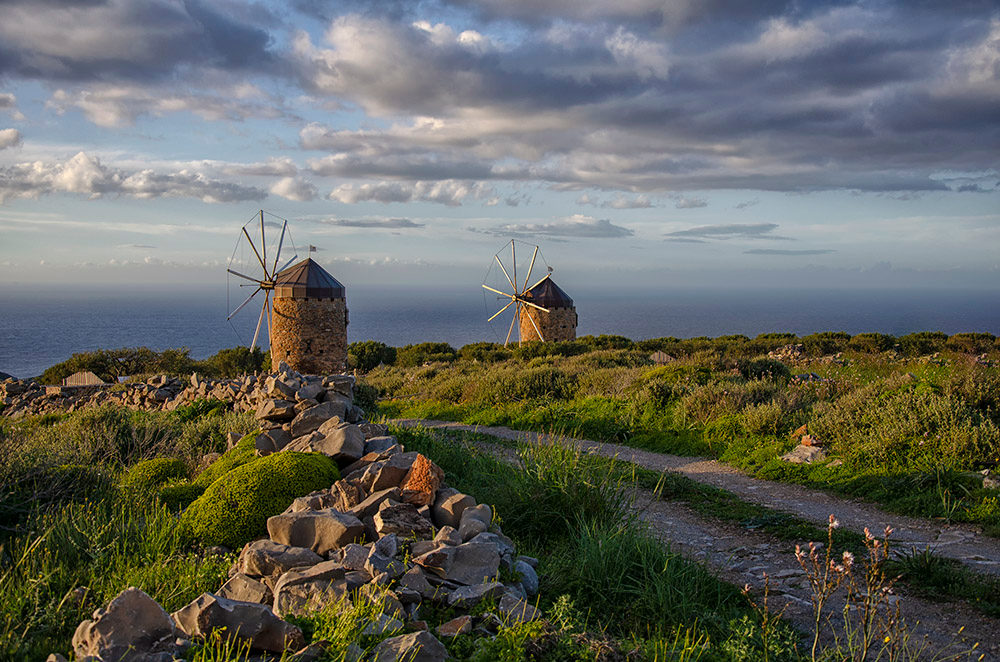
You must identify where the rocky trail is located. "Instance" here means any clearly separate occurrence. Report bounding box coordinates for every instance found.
[393,418,1000,660]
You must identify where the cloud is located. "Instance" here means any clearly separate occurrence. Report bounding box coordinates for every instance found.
[665,223,791,241]
[735,198,760,209]
[224,158,298,178]
[578,193,654,209]
[471,214,633,239]
[46,83,285,128]
[670,194,708,209]
[269,177,317,202]
[319,217,425,229]
[116,243,157,249]
[328,180,494,206]
[0,129,22,150]
[0,93,24,120]
[0,0,276,82]
[284,7,1000,196]
[0,151,266,204]
[744,248,835,255]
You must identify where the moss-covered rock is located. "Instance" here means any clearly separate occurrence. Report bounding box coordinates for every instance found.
[181,451,340,549]
[120,457,188,492]
[193,431,259,487]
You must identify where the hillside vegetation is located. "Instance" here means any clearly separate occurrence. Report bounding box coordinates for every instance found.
[362,332,1000,534]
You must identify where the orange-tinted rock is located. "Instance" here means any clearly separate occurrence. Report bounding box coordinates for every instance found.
[400,454,445,506]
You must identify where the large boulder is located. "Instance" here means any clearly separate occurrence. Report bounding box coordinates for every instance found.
[217,574,273,605]
[369,631,449,662]
[285,419,364,464]
[414,542,500,586]
[432,489,476,529]
[272,561,351,617]
[172,593,304,653]
[267,508,365,555]
[238,540,322,579]
[373,502,433,539]
[359,452,420,493]
[72,587,178,662]
[289,399,350,438]
[256,399,297,422]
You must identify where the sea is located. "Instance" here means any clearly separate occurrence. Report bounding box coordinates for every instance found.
[1,285,998,379]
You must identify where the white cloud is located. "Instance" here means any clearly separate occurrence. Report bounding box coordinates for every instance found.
[0,129,22,150]
[0,151,266,204]
[269,176,317,202]
[328,180,494,206]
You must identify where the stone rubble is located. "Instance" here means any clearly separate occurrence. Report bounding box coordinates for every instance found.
[59,366,542,661]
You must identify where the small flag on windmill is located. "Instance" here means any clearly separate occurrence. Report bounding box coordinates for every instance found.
[308,245,317,252]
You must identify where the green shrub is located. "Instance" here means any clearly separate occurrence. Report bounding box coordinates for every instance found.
[737,358,791,382]
[120,457,188,492]
[158,481,207,510]
[193,432,259,487]
[947,332,996,354]
[513,340,587,361]
[577,334,634,350]
[353,381,379,415]
[849,332,896,353]
[348,341,397,372]
[899,331,948,356]
[458,342,512,363]
[181,451,340,548]
[801,331,851,356]
[740,402,786,436]
[196,346,269,378]
[396,342,457,367]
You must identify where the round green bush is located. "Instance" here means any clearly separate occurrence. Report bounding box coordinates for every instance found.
[120,457,188,492]
[181,451,340,549]
[193,431,259,486]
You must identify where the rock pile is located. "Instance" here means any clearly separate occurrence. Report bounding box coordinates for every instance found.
[0,366,365,421]
[64,366,540,662]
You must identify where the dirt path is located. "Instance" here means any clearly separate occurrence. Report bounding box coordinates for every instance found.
[394,418,1000,660]
[392,419,1000,576]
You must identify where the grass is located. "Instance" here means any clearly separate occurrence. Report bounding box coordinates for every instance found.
[367,345,1000,535]
[0,403,253,661]
[390,424,802,659]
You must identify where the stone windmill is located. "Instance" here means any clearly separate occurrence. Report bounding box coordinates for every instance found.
[227,211,348,373]
[482,239,577,345]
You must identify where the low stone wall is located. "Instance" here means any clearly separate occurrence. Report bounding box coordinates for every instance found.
[0,365,361,420]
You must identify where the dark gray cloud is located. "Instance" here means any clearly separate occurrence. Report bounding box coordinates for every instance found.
[289,5,1000,194]
[0,0,276,81]
[744,248,836,255]
[666,223,792,241]
[320,218,425,229]
[5,1,999,198]
[470,216,633,239]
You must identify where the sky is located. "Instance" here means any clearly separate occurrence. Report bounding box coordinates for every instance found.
[0,0,998,293]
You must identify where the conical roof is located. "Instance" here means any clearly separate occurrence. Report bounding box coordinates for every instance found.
[273,258,345,299]
[523,275,573,308]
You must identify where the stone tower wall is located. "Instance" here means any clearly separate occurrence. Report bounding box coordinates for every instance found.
[519,305,577,342]
[270,297,348,374]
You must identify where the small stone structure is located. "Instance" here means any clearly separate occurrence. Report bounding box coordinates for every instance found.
[62,371,106,386]
[270,258,349,374]
[518,275,577,342]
